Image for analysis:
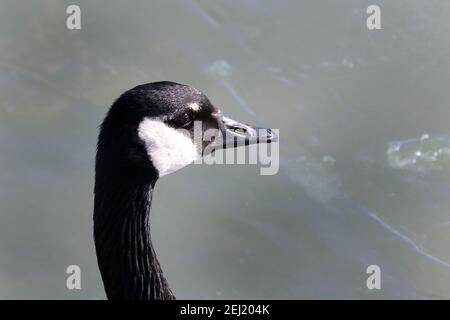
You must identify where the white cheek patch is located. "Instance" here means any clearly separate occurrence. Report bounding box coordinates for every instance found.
[138,118,199,176]
[188,102,200,111]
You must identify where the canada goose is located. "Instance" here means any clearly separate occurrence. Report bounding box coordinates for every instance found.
[94,81,275,300]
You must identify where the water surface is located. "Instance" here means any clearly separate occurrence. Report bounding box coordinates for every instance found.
[0,0,449,299]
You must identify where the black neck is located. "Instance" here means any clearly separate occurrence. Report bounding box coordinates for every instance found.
[94,173,174,300]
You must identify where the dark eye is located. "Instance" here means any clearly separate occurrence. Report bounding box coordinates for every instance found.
[176,113,193,128]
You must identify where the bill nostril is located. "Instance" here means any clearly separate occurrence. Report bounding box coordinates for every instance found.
[226,124,248,134]
[235,126,248,134]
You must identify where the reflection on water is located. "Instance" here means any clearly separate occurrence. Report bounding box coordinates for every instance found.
[387,134,450,174]
[0,0,449,299]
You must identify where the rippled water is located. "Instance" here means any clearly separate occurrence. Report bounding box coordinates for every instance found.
[387,134,450,174]
[0,0,449,299]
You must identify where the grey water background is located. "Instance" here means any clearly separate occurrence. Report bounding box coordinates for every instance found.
[0,0,449,299]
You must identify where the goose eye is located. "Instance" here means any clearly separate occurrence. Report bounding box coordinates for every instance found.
[176,113,193,128]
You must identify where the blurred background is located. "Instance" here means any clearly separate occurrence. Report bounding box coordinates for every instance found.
[0,0,449,299]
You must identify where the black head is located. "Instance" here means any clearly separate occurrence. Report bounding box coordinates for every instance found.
[96,81,276,183]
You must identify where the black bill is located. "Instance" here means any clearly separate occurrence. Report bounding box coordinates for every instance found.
[212,112,277,150]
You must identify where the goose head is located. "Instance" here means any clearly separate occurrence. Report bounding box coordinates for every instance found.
[97,81,276,181]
